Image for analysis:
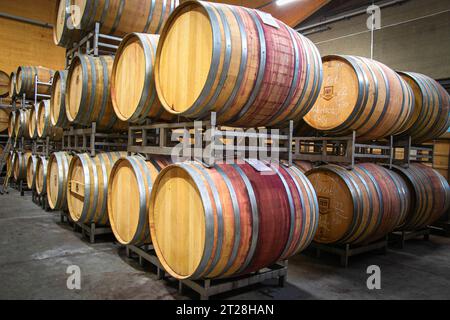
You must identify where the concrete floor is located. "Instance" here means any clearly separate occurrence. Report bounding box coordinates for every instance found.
[1,189,450,300]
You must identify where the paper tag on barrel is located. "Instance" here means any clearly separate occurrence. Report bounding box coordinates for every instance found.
[245,158,273,173]
[256,11,280,29]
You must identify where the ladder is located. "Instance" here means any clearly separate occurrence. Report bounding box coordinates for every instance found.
[0,136,18,194]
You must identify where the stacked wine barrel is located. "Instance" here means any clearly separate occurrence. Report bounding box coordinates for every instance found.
[303,55,414,141]
[0,108,10,133]
[13,151,32,182]
[107,155,172,245]
[65,55,127,131]
[26,155,38,190]
[15,66,55,100]
[35,156,48,196]
[54,0,180,48]
[149,1,322,127]
[67,152,126,225]
[47,152,72,210]
[0,70,9,98]
[36,100,63,140]
[149,162,319,280]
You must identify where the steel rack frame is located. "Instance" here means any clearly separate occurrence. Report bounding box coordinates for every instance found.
[388,229,431,249]
[125,244,288,300]
[32,190,50,210]
[62,122,128,157]
[66,22,122,67]
[58,209,112,243]
[128,112,293,166]
[392,136,433,167]
[308,237,388,268]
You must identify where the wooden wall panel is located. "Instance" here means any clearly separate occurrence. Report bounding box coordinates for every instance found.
[0,0,65,75]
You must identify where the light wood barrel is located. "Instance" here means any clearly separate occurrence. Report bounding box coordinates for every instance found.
[8,111,16,138]
[66,55,127,131]
[149,162,319,280]
[26,155,38,190]
[53,0,80,47]
[9,72,16,99]
[67,152,125,225]
[399,72,450,143]
[28,104,39,139]
[111,33,173,123]
[16,66,55,100]
[391,163,450,231]
[0,70,9,98]
[154,1,323,127]
[36,156,48,196]
[304,55,414,141]
[50,70,70,128]
[108,155,171,246]
[0,108,10,133]
[47,152,73,210]
[306,163,410,244]
[14,109,31,139]
[13,151,32,181]
[37,100,63,140]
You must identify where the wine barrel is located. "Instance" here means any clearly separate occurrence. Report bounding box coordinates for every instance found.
[37,100,63,140]
[306,163,410,244]
[111,33,173,123]
[50,70,70,128]
[8,111,15,138]
[293,161,314,173]
[67,152,125,225]
[47,152,73,210]
[14,109,31,139]
[391,163,450,230]
[108,155,171,246]
[0,108,10,133]
[53,0,80,47]
[9,72,16,99]
[154,1,323,127]
[149,161,319,280]
[75,0,178,38]
[35,156,48,196]
[13,151,32,181]
[398,72,450,143]
[0,70,9,98]
[66,55,127,131]
[26,155,38,190]
[16,66,55,99]
[304,55,414,141]
[28,104,39,139]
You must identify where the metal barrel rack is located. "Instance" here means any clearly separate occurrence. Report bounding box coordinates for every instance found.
[32,190,49,210]
[59,210,112,244]
[309,237,388,268]
[66,22,122,67]
[128,112,293,166]
[388,229,431,249]
[62,122,128,157]
[125,244,287,300]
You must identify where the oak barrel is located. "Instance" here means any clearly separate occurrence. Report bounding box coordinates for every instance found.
[0,108,10,133]
[154,1,323,127]
[16,66,55,100]
[0,70,9,98]
[26,155,38,190]
[306,163,410,244]
[398,72,450,143]
[108,155,172,246]
[47,152,73,210]
[53,0,80,47]
[149,161,319,280]
[13,151,32,181]
[391,163,450,231]
[9,72,16,99]
[67,152,125,225]
[8,111,15,138]
[50,70,70,128]
[28,104,39,139]
[304,55,414,141]
[14,109,31,139]
[37,100,63,140]
[111,33,172,123]
[66,55,127,131]
[36,156,48,196]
